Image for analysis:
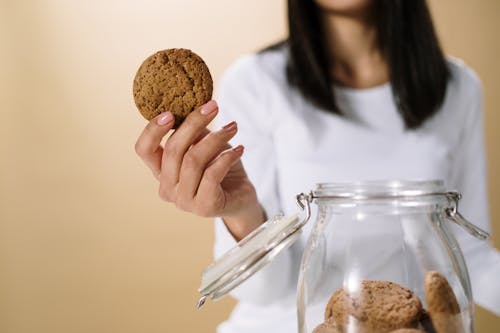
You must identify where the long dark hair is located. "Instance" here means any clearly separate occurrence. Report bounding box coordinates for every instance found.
[272,0,450,129]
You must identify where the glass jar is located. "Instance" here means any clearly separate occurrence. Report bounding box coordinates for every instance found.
[198,180,489,333]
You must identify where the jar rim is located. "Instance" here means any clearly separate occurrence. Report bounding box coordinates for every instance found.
[314,180,446,198]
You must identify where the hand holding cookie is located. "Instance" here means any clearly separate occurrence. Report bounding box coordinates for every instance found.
[133,49,264,241]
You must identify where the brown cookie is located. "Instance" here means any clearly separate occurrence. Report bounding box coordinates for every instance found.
[325,280,423,332]
[424,271,465,333]
[133,48,213,128]
[389,329,425,333]
[312,319,340,333]
[418,309,436,333]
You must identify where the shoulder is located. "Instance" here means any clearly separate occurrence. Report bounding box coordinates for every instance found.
[218,46,288,92]
[436,57,485,143]
[446,57,483,101]
[421,58,483,137]
[214,46,288,131]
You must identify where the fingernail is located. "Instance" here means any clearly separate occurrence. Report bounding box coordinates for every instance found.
[233,145,244,154]
[200,100,218,115]
[157,112,174,126]
[222,121,237,132]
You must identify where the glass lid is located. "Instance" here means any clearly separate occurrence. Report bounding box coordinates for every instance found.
[197,213,302,309]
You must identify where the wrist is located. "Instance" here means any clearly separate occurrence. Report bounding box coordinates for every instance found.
[221,200,266,241]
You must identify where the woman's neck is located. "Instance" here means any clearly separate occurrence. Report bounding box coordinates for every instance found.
[319,11,389,89]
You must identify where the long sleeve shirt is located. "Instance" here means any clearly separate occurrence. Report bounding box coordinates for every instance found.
[212,48,500,333]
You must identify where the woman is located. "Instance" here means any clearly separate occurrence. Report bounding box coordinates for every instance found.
[135,0,500,332]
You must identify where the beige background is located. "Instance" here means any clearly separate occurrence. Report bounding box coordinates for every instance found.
[0,0,498,332]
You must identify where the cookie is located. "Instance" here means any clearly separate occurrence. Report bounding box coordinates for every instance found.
[389,329,425,333]
[133,48,213,128]
[312,319,340,333]
[325,280,422,332]
[424,271,464,333]
[418,309,436,333]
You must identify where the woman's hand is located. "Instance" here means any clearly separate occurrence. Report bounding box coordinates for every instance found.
[135,100,265,240]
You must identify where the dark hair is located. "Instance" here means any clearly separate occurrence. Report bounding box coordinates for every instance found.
[268,0,450,129]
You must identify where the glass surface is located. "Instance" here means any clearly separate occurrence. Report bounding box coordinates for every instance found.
[198,214,301,305]
[298,180,474,333]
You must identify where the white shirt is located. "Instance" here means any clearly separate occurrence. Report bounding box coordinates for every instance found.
[212,48,500,333]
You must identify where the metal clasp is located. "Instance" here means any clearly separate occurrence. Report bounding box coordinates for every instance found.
[445,191,489,240]
[295,192,314,229]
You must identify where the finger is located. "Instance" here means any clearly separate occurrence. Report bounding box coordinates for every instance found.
[135,112,175,178]
[160,100,218,188]
[177,121,238,201]
[192,127,211,145]
[196,145,244,199]
[157,127,211,202]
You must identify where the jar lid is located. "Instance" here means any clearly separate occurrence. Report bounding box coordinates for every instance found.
[197,213,302,308]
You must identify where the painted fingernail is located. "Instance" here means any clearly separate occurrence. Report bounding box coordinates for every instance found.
[200,100,218,115]
[222,121,237,132]
[233,145,244,154]
[157,112,174,126]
